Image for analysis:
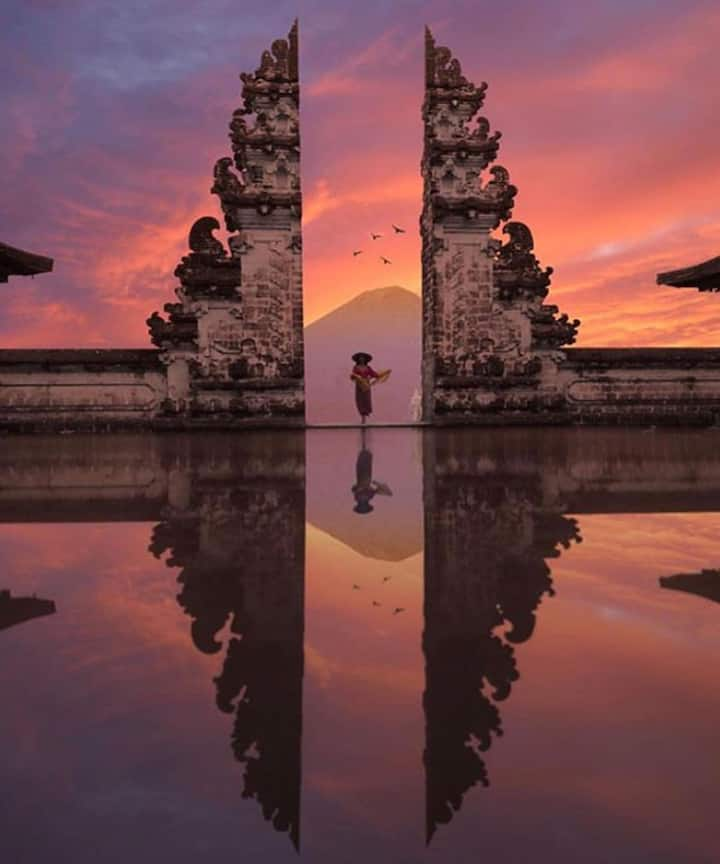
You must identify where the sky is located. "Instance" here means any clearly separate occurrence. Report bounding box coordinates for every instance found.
[1,0,719,348]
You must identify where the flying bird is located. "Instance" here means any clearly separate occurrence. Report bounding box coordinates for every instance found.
[353,584,361,590]
[380,256,392,265]
[382,576,392,583]
[372,601,382,607]
[392,224,406,234]
[371,232,383,240]
[352,249,363,256]
[393,607,405,615]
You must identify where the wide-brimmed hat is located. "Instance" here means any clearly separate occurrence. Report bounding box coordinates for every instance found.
[352,352,373,363]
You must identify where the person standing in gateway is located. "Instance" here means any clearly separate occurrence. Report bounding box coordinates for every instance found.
[350,352,391,424]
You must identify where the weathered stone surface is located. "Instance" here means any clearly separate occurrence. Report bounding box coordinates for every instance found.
[0,22,306,432]
[146,20,304,426]
[420,28,578,424]
[2,27,720,430]
[419,30,720,427]
[552,348,720,425]
[0,348,167,430]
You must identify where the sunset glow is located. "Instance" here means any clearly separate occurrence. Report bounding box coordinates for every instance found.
[2,1,719,348]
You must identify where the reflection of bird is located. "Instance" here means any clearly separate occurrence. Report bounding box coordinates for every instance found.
[372,601,381,607]
[352,249,363,256]
[380,256,392,265]
[393,607,405,615]
[371,232,383,240]
[353,584,361,590]
[392,224,406,234]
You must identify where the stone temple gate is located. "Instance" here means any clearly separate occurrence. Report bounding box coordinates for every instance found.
[148,20,305,424]
[2,21,720,428]
[421,28,579,422]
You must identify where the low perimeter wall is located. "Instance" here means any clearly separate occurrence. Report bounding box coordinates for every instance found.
[429,348,720,426]
[0,350,167,430]
[559,348,720,425]
[3,347,720,428]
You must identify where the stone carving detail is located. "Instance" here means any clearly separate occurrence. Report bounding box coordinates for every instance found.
[530,305,581,349]
[189,215,227,257]
[211,159,245,231]
[146,304,198,349]
[215,20,301,231]
[147,21,304,423]
[494,222,549,298]
[174,217,241,300]
[421,28,580,421]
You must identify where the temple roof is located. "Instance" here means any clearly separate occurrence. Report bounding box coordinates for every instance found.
[0,590,56,631]
[659,569,720,605]
[656,255,720,292]
[0,241,53,283]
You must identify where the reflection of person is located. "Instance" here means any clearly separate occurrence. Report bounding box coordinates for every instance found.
[351,428,393,514]
[350,352,390,424]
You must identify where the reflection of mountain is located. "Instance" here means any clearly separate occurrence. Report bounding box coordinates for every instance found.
[148,435,305,850]
[660,569,720,605]
[422,432,581,842]
[306,428,423,561]
[0,590,55,632]
[4,429,720,850]
[305,286,421,424]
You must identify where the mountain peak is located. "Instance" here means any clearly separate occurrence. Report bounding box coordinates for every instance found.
[305,286,421,424]
[307,287,420,330]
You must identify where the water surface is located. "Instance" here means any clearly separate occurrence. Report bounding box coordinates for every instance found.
[1,428,719,863]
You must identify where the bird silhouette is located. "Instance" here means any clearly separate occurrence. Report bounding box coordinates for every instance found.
[371,232,383,240]
[380,256,392,265]
[352,249,363,256]
[382,576,392,583]
[392,224,406,234]
[393,607,405,615]
[353,584,361,590]
[372,601,381,607]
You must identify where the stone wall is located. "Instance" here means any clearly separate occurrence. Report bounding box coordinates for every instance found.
[420,30,720,427]
[0,22,305,432]
[0,349,166,431]
[430,348,720,426]
[148,20,305,426]
[558,348,720,425]
[421,29,579,426]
